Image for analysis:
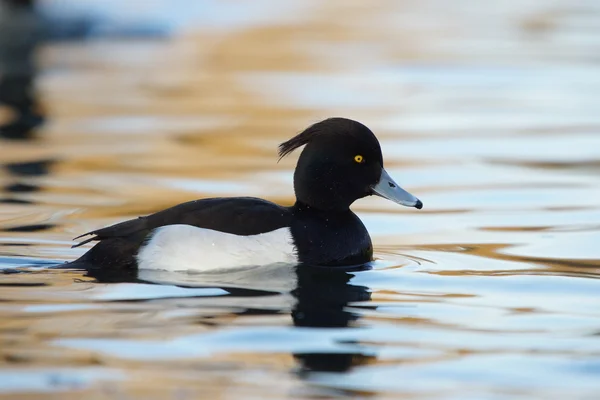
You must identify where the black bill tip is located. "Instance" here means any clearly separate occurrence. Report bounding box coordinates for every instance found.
[415,200,423,210]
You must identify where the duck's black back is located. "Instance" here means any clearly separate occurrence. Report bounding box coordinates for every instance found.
[71,197,293,269]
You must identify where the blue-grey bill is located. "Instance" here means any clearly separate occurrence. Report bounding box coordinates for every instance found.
[371,169,423,209]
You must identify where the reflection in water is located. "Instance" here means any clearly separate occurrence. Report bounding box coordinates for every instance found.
[0,0,45,140]
[1,223,55,232]
[292,267,376,374]
[82,263,141,284]
[90,262,377,377]
[3,159,55,177]
[3,182,41,193]
[1,159,55,205]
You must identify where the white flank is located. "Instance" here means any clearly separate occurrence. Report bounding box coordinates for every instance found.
[136,225,298,272]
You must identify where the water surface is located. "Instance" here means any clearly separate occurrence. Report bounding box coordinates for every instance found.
[1,1,600,399]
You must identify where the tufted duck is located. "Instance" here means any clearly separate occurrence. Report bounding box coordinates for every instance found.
[69,118,422,271]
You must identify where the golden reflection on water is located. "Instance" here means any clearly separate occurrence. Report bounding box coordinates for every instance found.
[1,0,600,399]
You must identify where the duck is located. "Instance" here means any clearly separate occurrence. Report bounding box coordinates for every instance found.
[68,118,422,271]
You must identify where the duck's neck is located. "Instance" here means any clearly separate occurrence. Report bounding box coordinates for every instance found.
[293,200,351,215]
[290,201,372,266]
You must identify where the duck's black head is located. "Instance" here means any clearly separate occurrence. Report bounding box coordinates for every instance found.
[279,117,423,212]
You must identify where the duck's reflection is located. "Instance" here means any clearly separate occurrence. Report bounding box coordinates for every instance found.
[292,266,377,373]
[82,262,377,374]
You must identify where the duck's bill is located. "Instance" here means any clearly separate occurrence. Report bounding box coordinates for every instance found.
[371,169,423,209]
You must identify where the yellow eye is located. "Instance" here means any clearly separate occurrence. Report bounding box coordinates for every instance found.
[354,155,364,163]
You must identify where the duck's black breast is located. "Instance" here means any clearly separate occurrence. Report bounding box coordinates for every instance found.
[290,205,373,267]
[70,197,293,269]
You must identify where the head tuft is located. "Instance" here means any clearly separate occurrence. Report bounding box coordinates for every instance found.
[278,117,371,161]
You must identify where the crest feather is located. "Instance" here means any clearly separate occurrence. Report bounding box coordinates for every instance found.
[278,118,360,160]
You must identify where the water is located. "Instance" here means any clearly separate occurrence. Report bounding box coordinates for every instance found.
[1,1,600,399]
